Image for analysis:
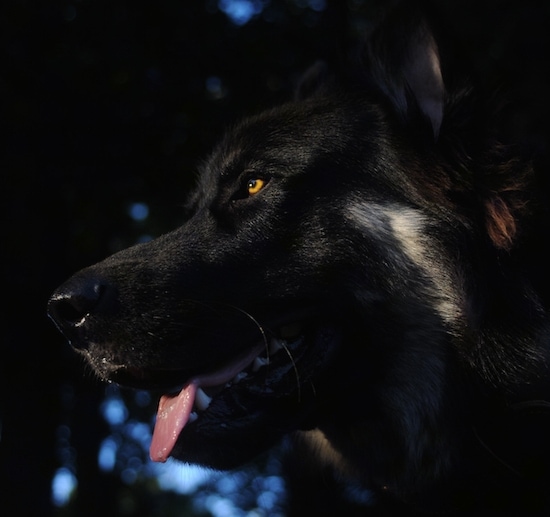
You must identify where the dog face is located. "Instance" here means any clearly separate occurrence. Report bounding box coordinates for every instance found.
[49,95,453,468]
[48,7,548,508]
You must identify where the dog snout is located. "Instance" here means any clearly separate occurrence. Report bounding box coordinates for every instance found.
[48,273,117,347]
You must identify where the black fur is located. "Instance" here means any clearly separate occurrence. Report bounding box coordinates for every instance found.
[48,6,550,515]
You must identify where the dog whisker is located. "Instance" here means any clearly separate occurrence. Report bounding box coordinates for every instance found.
[278,339,301,402]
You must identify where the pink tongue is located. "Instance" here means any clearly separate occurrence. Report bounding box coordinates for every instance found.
[148,344,265,463]
[150,382,197,462]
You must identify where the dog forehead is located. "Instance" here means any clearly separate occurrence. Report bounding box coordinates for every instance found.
[210,131,317,181]
[215,98,361,162]
[196,94,390,194]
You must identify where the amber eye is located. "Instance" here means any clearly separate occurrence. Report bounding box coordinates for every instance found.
[246,178,266,196]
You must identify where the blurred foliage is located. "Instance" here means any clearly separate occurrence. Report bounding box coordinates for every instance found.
[1,0,549,516]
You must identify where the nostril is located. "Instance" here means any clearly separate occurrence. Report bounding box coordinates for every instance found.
[51,297,83,326]
[49,285,102,326]
[48,275,117,340]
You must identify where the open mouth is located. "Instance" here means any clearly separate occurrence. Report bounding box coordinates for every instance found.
[106,322,306,463]
[104,317,340,467]
[149,331,296,463]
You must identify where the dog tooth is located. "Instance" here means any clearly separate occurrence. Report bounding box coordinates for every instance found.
[252,356,270,372]
[189,411,198,423]
[269,338,284,355]
[195,388,212,411]
[233,372,248,383]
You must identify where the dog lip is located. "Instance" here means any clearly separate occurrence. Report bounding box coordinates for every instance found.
[109,365,195,391]
[107,337,274,392]
[101,317,315,392]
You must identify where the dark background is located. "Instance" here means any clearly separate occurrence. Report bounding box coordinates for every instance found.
[1,1,549,515]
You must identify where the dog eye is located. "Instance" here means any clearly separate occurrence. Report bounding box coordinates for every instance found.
[246,178,267,196]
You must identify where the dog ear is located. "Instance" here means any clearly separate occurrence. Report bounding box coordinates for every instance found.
[363,7,445,139]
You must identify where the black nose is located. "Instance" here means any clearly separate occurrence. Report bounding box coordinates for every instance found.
[48,273,117,347]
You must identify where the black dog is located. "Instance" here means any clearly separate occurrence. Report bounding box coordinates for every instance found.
[48,6,550,515]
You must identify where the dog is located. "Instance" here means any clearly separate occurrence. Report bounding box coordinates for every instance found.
[48,5,550,515]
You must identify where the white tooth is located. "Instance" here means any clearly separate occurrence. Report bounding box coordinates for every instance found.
[189,411,198,423]
[195,388,212,411]
[269,338,284,355]
[252,356,269,372]
[233,372,248,383]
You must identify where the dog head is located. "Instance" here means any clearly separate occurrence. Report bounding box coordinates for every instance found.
[48,6,545,503]
[48,92,410,468]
